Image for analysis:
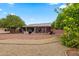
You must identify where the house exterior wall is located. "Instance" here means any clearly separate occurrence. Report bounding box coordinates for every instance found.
[27,26,51,33]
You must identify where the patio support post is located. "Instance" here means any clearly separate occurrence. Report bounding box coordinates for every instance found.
[45,27,47,33]
[34,27,36,33]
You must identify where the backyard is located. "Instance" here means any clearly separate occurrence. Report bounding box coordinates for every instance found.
[0,29,68,56]
[0,3,79,56]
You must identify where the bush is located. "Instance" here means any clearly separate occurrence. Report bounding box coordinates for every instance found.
[52,4,79,48]
[61,26,79,48]
[61,33,79,48]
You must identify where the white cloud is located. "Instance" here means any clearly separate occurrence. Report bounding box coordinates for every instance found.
[8,3,15,7]
[48,3,59,5]
[3,12,7,14]
[59,4,67,9]
[30,18,35,20]
[0,9,2,11]
[10,13,15,15]
[8,3,14,5]
[25,16,35,21]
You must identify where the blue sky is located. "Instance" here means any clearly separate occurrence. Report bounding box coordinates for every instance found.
[0,3,66,24]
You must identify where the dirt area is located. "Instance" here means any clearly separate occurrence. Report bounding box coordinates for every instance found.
[0,29,68,56]
[0,29,63,40]
[0,36,67,56]
[0,33,53,40]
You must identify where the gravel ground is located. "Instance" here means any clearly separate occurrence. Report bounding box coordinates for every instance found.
[0,29,64,40]
[0,29,67,56]
[0,41,67,56]
[0,33,52,40]
[0,35,67,56]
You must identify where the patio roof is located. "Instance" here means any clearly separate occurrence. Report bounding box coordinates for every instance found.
[26,23,51,27]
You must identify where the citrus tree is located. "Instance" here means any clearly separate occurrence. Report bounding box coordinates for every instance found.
[61,4,79,48]
[52,3,79,48]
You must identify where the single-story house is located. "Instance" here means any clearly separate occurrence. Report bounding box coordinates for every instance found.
[26,23,51,33]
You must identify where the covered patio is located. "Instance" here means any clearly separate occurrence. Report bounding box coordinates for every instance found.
[26,23,51,33]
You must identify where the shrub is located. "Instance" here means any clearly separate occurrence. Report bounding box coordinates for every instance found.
[52,3,79,48]
[61,30,79,48]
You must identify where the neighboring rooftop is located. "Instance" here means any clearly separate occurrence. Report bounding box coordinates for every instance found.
[27,23,51,27]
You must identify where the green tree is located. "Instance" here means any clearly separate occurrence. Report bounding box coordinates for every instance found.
[0,18,6,28]
[61,4,79,48]
[52,3,79,48]
[0,14,26,33]
[5,14,25,28]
